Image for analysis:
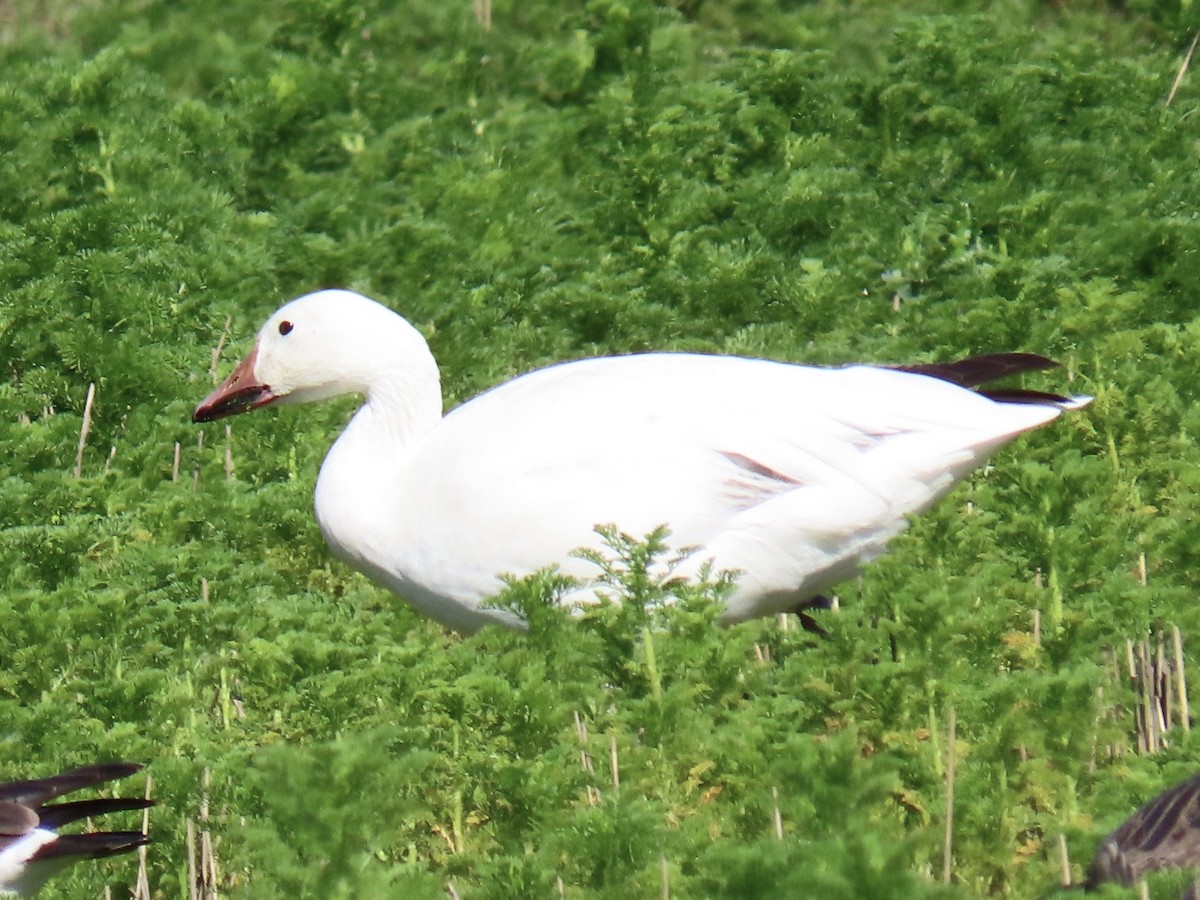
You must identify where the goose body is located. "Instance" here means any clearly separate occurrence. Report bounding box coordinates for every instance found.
[194,289,1089,633]
[0,763,150,897]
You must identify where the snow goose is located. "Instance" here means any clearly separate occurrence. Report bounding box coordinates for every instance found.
[0,763,150,896]
[193,289,1089,633]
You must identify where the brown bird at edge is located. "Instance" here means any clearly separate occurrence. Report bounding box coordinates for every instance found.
[1046,771,1200,897]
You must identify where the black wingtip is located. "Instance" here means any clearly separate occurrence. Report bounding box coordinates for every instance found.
[0,762,145,806]
[893,352,1060,388]
[892,352,1092,409]
[36,797,154,830]
[30,830,150,863]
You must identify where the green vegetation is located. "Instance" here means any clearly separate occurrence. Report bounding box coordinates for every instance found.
[2,0,1200,895]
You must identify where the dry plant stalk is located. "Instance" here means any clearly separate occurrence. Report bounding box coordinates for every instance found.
[609,733,620,792]
[573,710,598,806]
[473,0,491,30]
[1057,832,1071,887]
[1158,636,1172,732]
[172,441,181,482]
[187,767,221,900]
[1138,638,1159,753]
[1175,625,1191,732]
[187,818,198,900]
[73,382,95,478]
[134,773,153,900]
[1120,627,1192,755]
[1167,31,1200,106]
[943,707,957,884]
[209,316,231,383]
[771,786,783,841]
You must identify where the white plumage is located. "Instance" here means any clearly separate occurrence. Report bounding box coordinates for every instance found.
[194,289,1089,633]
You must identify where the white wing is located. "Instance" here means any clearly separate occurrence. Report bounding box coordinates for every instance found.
[374,354,1070,626]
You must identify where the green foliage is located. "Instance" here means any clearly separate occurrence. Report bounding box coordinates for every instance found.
[4,0,1200,896]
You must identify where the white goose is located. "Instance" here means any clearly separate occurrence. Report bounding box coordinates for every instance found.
[193,289,1089,633]
[0,763,150,897]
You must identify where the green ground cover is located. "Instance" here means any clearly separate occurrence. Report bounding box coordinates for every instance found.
[3,0,1200,895]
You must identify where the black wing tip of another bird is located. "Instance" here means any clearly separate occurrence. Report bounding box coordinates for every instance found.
[35,797,154,829]
[0,762,145,806]
[30,830,150,863]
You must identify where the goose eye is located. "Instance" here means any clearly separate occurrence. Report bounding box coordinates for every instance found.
[278,321,294,336]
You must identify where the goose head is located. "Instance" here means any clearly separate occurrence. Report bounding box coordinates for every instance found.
[193,289,438,424]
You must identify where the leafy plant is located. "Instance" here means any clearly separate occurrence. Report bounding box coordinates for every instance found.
[3,0,1200,896]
